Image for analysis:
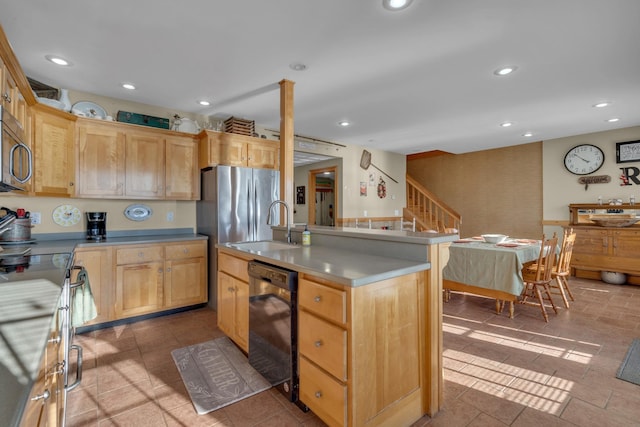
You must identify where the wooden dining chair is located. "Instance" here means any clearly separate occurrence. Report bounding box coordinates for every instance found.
[519,234,559,322]
[549,228,577,308]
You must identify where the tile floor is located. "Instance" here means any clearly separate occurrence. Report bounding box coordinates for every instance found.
[66,277,640,426]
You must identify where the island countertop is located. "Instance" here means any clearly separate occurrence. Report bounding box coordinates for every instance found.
[218,242,431,286]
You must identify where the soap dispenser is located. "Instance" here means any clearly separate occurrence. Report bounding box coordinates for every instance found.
[302,225,311,246]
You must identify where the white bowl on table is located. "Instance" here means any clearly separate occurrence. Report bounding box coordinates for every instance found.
[481,234,508,244]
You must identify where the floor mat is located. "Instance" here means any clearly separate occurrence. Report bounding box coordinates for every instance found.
[616,338,640,386]
[171,337,271,414]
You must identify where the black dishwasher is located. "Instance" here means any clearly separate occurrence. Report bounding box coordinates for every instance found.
[247,260,306,410]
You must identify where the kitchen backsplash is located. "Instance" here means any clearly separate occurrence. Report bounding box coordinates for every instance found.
[0,195,196,235]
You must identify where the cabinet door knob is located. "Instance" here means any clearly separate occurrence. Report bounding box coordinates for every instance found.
[166,267,172,273]
[228,287,234,292]
[183,248,189,254]
[2,93,11,103]
[315,391,322,398]
[31,389,50,401]
[158,268,163,274]
[314,340,323,347]
[313,296,321,303]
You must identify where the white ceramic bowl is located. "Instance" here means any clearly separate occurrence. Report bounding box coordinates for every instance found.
[601,271,627,285]
[481,234,508,244]
[37,97,66,110]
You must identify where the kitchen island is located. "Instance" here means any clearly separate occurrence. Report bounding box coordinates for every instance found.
[217,225,455,426]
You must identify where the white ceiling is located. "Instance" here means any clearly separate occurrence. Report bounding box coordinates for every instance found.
[2,0,640,155]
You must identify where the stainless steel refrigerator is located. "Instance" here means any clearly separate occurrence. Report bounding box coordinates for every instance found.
[197,165,280,309]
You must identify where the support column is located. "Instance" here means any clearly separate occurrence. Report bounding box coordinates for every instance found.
[279,79,295,224]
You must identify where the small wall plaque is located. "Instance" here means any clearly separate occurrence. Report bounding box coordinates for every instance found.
[577,175,610,190]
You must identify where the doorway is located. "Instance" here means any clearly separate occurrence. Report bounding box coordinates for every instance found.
[308,166,338,226]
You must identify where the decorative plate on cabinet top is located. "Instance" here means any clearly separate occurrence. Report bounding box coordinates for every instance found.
[124,204,153,221]
[52,204,81,227]
[71,101,107,119]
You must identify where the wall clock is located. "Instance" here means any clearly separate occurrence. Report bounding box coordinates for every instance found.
[563,144,605,175]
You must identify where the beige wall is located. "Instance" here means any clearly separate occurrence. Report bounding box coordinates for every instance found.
[0,195,195,236]
[407,142,543,239]
[294,141,407,220]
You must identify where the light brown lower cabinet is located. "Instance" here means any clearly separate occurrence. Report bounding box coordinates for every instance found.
[571,226,640,281]
[164,242,207,308]
[20,304,64,427]
[72,246,113,325]
[73,240,207,324]
[216,251,250,352]
[298,272,424,427]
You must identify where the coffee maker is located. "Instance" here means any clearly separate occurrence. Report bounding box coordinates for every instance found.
[86,212,107,241]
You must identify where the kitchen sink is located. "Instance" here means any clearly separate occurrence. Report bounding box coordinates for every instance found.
[228,240,301,252]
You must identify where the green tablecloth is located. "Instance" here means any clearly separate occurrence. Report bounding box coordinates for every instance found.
[443,240,541,296]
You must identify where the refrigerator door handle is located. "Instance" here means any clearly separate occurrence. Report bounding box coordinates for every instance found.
[253,184,258,239]
[247,183,253,241]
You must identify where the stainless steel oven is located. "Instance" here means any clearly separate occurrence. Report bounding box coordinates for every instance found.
[0,105,32,192]
[247,260,306,410]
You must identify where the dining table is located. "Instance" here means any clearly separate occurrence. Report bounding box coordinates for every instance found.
[442,237,543,317]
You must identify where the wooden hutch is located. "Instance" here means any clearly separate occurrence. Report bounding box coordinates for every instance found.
[567,203,640,285]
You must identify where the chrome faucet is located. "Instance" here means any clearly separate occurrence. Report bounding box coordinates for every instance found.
[267,200,291,243]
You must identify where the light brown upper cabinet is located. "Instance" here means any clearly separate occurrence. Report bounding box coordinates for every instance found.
[32,106,76,197]
[165,135,199,200]
[0,58,19,115]
[199,130,279,170]
[76,118,199,200]
[76,119,126,198]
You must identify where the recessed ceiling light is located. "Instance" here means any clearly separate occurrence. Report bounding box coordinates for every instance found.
[522,132,533,137]
[198,100,211,106]
[382,0,413,11]
[45,55,71,66]
[593,102,611,108]
[289,62,308,71]
[606,118,620,123]
[122,83,136,90]
[500,122,513,127]
[494,66,518,76]
[338,120,350,127]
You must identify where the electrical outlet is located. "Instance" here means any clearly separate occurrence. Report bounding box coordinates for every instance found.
[30,212,41,225]
[394,209,399,216]
[363,210,368,217]
[167,211,174,222]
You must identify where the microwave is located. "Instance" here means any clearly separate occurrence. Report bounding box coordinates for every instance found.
[0,105,32,192]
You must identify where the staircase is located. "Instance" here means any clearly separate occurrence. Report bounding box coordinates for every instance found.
[404,175,461,233]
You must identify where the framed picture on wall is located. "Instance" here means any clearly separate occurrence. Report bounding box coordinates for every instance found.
[360,182,367,196]
[616,140,640,163]
[296,186,305,205]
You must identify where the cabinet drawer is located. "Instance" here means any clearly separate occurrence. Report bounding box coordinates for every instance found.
[299,356,347,427]
[299,278,346,325]
[299,310,347,381]
[116,245,164,264]
[165,241,206,260]
[218,251,249,282]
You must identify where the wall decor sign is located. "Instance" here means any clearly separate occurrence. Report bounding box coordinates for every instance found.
[616,140,640,163]
[577,175,610,190]
[296,186,305,205]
